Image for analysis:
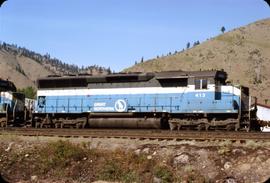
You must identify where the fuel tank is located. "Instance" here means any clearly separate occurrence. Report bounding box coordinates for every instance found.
[88,118,161,129]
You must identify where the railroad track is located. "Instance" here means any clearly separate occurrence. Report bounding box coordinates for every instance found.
[1,127,270,141]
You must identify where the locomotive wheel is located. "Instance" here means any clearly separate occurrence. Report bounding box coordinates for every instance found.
[35,122,40,128]
[226,124,235,131]
[169,122,177,130]
[55,123,59,128]
[205,124,210,131]
[197,124,204,131]
[234,123,240,131]
[76,123,81,129]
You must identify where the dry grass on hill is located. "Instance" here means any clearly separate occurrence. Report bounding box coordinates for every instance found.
[0,49,53,89]
[125,18,270,103]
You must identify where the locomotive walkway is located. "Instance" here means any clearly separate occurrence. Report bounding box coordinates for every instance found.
[1,128,270,142]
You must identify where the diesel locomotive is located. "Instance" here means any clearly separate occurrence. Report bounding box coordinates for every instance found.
[32,70,258,131]
[0,79,25,127]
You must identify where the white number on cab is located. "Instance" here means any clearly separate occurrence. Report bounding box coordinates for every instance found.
[195,93,205,98]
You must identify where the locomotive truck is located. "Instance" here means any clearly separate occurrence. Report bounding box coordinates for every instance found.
[32,70,258,131]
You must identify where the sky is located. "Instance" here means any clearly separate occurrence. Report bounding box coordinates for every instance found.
[0,0,269,72]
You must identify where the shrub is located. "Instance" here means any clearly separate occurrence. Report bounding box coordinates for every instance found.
[98,159,138,182]
[153,165,173,183]
[218,140,233,155]
[38,140,87,172]
[18,86,36,99]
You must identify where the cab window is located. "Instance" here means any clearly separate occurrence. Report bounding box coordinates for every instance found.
[195,79,208,90]
[202,79,207,89]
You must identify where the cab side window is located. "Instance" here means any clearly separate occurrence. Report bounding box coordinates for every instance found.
[195,79,208,90]
[195,79,201,90]
[201,79,207,89]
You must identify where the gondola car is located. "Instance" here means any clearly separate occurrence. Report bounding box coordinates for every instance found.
[0,79,25,127]
[33,70,258,131]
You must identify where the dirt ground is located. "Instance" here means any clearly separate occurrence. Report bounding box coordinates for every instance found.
[0,134,270,183]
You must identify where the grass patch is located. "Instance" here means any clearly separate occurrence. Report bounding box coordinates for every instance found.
[98,160,137,182]
[245,140,260,150]
[183,165,194,172]
[216,34,234,44]
[39,140,87,171]
[218,140,233,156]
[97,149,151,182]
[34,142,156,182]
[182,55,194,62]
[0,133,20,142]
[153,165,173,183]
[246,39,270,49]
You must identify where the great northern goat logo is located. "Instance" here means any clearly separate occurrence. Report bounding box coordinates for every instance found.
[114,99,127,112]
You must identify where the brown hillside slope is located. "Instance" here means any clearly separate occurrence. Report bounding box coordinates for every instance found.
[0,49,54,89]
[0,45,110,89]
[125,18,270,103]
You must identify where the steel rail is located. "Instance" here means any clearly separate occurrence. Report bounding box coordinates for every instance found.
[1,127,270,141]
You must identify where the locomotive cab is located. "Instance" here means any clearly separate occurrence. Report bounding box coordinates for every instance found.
[167,70,251,131]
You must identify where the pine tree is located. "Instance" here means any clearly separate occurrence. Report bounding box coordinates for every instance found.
[221,26,226,33]
[141,57,144,63]
[186,42,190,49]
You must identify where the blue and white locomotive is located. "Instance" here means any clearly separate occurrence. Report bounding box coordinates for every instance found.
[33,70,257,130]
[0,79,25,127]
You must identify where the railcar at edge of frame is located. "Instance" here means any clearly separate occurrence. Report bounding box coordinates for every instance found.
[0,79,26,127]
